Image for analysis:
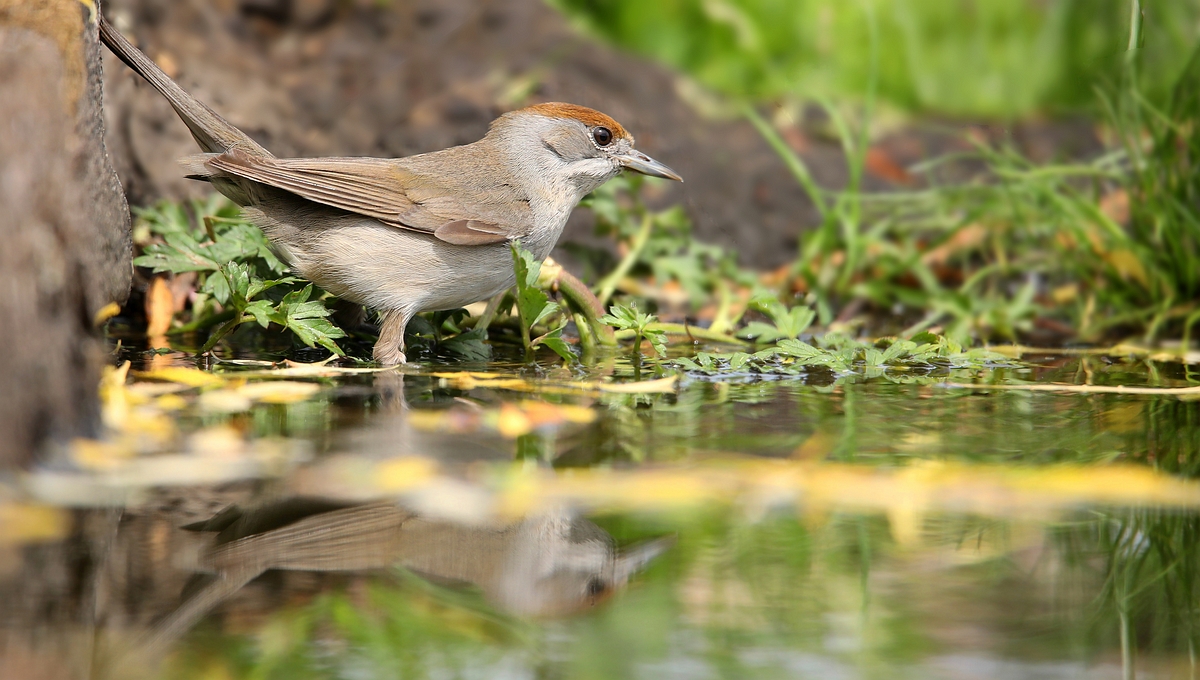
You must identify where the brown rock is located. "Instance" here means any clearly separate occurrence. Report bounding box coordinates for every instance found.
[0,0,133,465]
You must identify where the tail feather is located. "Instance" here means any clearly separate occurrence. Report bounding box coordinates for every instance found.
[98,14,271,158]
[179,152,219,180]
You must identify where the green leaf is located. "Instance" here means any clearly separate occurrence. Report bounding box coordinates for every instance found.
[440,328,492,361]
[534,326,575,362]
[784,306,816,337]
[276,284,345,355]
[243,300,275,329]
[201,270,231,305]
[643,328,667,357]
[512,243,558,330]
[737,321,784,343]
[134,237,220,274]
[775,339,826,360]
[247,276,299,300]
[728,352,752,371]
[511,242,565,359]
[880,339,917,364]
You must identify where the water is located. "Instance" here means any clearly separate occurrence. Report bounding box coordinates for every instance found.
[2,346,1199,679]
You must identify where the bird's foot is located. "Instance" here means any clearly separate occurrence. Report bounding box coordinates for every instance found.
[374,308,411,366]
[373,343,407,366]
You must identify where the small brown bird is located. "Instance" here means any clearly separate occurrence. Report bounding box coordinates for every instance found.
[99,16,681,364]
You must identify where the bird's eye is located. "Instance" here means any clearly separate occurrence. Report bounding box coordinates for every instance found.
[592,127,613,147]
[586,578,607,598]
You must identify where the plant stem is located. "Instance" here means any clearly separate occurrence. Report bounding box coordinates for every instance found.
[169,308,236,335]
[573,312,596,355]
[200,315,248,353]
[1126,0,1143,59]
[474,291,508,332]
[596,213,654,307]
[555,267,617,346]
[744,104,828,218]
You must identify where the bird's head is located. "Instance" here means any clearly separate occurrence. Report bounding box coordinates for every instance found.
[489,102,682,198]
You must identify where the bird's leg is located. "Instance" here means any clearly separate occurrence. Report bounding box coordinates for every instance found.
[374,308,411,365]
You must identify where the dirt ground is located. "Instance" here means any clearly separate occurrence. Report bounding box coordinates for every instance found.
[101,0,1102,272]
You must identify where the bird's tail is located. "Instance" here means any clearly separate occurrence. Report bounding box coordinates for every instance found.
[98,13,270,158]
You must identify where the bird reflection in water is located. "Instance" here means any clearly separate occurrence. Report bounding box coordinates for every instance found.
[128,498,672,658]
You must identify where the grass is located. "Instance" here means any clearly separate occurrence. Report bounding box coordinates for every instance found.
[549,0,1200,118]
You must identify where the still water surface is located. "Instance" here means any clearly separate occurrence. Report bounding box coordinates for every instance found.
[3,347,1199,679]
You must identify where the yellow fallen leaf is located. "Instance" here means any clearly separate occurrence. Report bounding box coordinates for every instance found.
[1103,248,1149,288]
[126,382,190,399]
[886,502,925,548]
[144,276,175,338]
[517,400,597,428]
[71,438,134,471]
[375,457,439,492]
[236,381,322,404]
[598,375,678,393]
[154,393,189,411]
[137,367,225,388]
[497,403,533,438]
[92,301,121,327]
[100,362,132,429]
[231,362,398,378]
[0,504,68,546]
[1051,283,1078,305]
[921,223,988,266]
[198,389,253,413]
[792,429,837,460]
[188,426,246,457]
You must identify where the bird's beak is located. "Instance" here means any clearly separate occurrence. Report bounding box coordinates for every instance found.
[617,151,683,182]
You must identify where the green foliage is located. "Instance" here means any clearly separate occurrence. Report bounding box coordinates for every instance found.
[511,242,574,362]
[407,310,492,361]
[132,197,346,356]
[202,270,345,356]
[673,332,1012,379]
[737,293,816,344]
[551,0,1200,117]
[133,195,286,276]
[601,302,667,358]
[582,174,754,318]
[1107,39,1200,340]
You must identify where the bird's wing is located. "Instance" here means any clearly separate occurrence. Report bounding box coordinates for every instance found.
[204,150,517,245]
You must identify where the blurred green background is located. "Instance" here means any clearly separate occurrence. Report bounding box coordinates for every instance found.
[551,0,1200,117]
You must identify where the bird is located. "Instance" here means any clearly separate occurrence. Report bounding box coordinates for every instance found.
[124,498,673,657]
[98,15,682,364]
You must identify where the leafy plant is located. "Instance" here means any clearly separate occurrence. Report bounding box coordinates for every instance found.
[580,174,753,319]
[511,242,574,362]
[737,293,817,344]
[199,264,345,355]
[673,332,1012,379]
[132,197,347,356]
[407,309,492,361]
[601,302,667,358]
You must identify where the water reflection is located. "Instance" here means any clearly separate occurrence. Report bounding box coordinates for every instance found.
[4,350,1200,679]
[101,497,670,672]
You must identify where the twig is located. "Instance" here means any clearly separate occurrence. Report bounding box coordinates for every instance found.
[943,382,1200,397]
